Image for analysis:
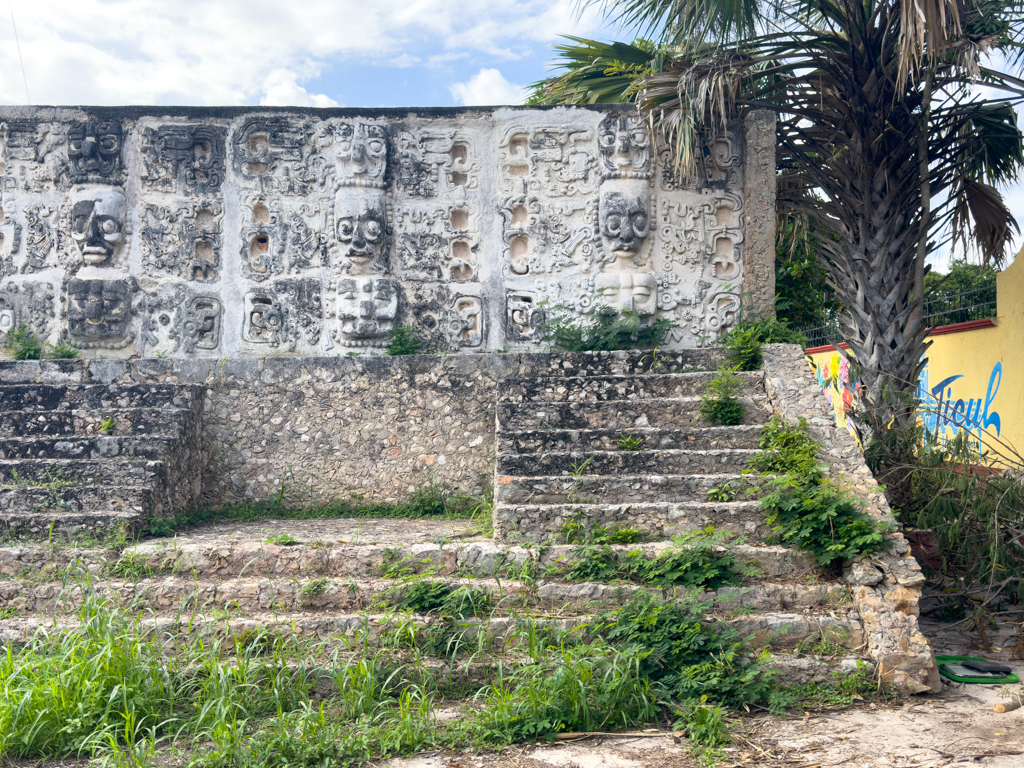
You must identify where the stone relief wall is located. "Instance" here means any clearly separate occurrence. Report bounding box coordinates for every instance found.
[0,106,774,357]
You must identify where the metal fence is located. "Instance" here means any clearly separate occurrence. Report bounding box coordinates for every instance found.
[798,286,998,349]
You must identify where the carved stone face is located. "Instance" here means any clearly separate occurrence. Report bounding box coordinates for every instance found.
[336,276,399,344]
[335,192,387,272]
[67,279,132,344]
[595,271,658,317]
[598,116,650,177]
[599,180,649,261]
[68,121,122,180]
[335,123,387,186]
[71,187,127,265]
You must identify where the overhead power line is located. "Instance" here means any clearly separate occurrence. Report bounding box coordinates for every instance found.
[8,0,30,105]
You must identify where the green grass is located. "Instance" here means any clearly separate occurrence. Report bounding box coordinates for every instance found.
[0,574,897,767]
[146,481,489,537]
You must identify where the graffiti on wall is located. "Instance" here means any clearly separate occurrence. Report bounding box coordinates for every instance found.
[808,351,863,443]
[806,350,1005,454]
[918,361,1002,451]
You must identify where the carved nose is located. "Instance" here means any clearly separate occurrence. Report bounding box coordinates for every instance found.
[87,217,101,242]
[359,300,375,319]
[619,227,633,244]
[82,137,97,157]
[352,227,366,247]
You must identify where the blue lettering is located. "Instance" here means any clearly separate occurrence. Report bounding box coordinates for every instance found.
[950,399,966,433]
[965,398,983,430]
[983,363,1002,435]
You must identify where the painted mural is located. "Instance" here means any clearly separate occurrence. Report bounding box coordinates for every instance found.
[803,254,1022,464]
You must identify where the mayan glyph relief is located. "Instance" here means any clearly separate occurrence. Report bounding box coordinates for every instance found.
[0,106,763,357]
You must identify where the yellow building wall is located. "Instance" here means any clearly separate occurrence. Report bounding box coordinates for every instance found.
[806,255,1024,462]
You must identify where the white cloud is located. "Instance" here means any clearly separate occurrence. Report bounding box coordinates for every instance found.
[0,0,603,106]
[450,68,527,105]
[260,69,339,107]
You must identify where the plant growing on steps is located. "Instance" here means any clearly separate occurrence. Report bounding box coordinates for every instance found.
[750,416,890,567]
[720,317,809,371]
[44,340,80,359]
[543,303,672,352]
[699,366,746,426]
[563,527,757,590]
[386,326,423,355]
[4,324,43,360]
[616,433,645,451]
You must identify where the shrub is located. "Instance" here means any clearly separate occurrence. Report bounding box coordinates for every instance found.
[544,304,672,352]
[749,416,890,567]
[386,326,423,355]
[4,324,43,360]
[721,317,808,371]
[699,366,746,426]
[45,340,80,359]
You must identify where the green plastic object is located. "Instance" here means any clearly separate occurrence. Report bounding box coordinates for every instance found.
[936,655,1019,685]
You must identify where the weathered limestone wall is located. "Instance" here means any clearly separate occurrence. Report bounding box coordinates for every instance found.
[762,343,941,694]
[0,105,774,356]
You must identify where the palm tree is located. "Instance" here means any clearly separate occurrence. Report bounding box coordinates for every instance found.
[534,0,1024,432]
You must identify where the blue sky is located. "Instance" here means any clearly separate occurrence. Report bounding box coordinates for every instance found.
[0,0,1019,266]
[0,0,613,108]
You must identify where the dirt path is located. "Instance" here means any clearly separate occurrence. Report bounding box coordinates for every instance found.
[385,672,1024,768]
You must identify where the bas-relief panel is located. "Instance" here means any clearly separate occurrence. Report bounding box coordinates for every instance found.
[0,107,753,357]
[497,113,745,348]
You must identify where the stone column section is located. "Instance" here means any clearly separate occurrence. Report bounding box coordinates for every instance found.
[742,110,776,318]
[761,343,941,694]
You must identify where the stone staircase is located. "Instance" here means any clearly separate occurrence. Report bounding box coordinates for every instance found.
[493,349,770,542]
[0,380,205,540]
[0,348,937,696]
[0,517,864,687]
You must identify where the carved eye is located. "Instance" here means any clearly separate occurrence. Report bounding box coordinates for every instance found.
[368,140,384,154]
[364,220,381,240]
[631,213,648,234]
[100,218,119,235]
[73,215,90,234]
[600,133,616,147]
[69,140,82,152]
[99,136,118,151]
[338,142,352,154]
[605,214,622,233]
[337,219,354,240]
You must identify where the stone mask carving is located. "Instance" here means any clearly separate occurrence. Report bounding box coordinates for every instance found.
[335,192,388,273]
[598,179,650,262]
[67,279,133,347]
[68,120,122,181]
[335,123,387,188]
[336,276,399,345]
[71,187,127,266]
[598,115,651,179]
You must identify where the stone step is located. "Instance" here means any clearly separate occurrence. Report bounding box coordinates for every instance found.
[496,448,757,477]
[499,372,763,404]
[0,407,192,438]
[497,396,771,432]
[498,425,765,454]
[494,473,761,506]
[533,349,731,377]
[0,459,167,489]
[491,501,770,542]
[0,605,857,653]
[0,573,850,618]
[0,436,175,461]
[114,537,810,581]
[0,486,155,537]
[0,384,197,412]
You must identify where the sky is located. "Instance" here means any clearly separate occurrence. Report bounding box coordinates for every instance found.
[0,0,1020,269]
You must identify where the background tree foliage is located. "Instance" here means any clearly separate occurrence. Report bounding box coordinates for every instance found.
[533,0,1024,439]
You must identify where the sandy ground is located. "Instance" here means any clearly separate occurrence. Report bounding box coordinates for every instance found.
[384,669,1024,768]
